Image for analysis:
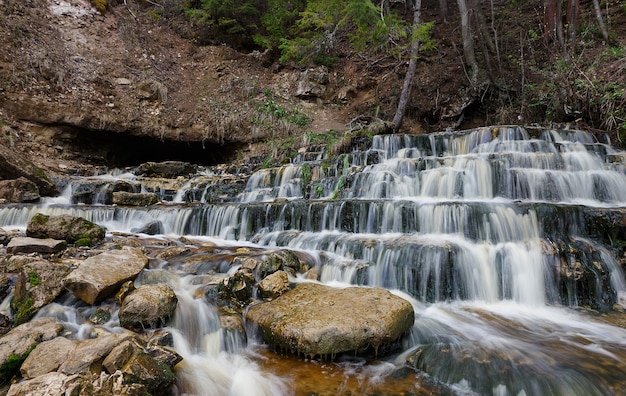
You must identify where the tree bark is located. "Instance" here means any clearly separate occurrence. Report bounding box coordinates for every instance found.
[392,0,422,130]
[439,0,448,22]
[592,0,609,41]
[457,0,479,85]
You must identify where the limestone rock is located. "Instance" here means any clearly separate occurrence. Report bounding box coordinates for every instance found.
[134,161,197,178]
[65,247,148,304]
[246,282,414,358]
[11,260,73,324]
[26,213,106,246]
[58,332,132,375]
[130,220,165,235]
[7,372,80,396]
[103,340,177,394]
[295,67,330,99]
[20,337,75,379]
[0,177,40,202]
[6,236,67,254]
[0,144,58,197]
[258,270,290,299]
[112,191,160,206]
[0,318,63,382]
[64,179,135,205]
[119,284,178,330]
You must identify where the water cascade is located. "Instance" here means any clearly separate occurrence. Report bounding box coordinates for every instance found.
[1,125,626,394]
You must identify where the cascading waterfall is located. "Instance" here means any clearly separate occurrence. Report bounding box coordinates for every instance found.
[1,125,626,394]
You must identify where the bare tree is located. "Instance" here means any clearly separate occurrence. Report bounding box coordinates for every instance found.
[592,0,609,41]
[392,0,422,130]
[457,0,479,85]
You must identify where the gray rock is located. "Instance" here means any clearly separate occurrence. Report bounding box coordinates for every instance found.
[0,318,63,382]
[20,337,75,379]
[26,213,106,246]
[130,220,164,235]
[113,191,160,206]
[119,283,178,330]
[7,236,67,254]
[64,247,148,304]
[134,161,197,178]
[0,177,40,203]
[246,282,414,358]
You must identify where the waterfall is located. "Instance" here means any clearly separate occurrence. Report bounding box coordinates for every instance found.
[2,125,626,394]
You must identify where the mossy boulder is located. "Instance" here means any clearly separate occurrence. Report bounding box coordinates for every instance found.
[246,282,414,359]
[26,213,106,246]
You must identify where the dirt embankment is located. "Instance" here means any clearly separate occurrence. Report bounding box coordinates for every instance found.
[0,0,624,177]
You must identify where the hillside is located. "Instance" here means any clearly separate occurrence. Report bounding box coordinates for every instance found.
[0,0,625,178]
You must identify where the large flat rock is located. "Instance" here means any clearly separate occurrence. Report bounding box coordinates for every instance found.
[246,282,414,358]
[65,247,148,304]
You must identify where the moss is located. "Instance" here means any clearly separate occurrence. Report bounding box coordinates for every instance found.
[75,237,93,247]
[30,213,49,225]
[28,271,41,286]
[13,297,36,326]
[0,344,36,382]
[32,167,49,181]
[91,0,107,14]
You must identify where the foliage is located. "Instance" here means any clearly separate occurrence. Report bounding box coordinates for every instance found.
[277,0,408,65]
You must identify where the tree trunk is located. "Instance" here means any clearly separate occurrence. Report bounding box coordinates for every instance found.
[457,0,479,85]
[566,0,579,45]
[392,0,422,130]
[439,0,448,22]
[592,0,609,41]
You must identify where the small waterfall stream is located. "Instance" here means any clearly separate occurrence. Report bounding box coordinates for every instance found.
[1,125,626,395]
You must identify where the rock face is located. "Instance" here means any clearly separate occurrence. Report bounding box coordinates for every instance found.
[64,247,148,304]
[6,236,67,254]
[119,284,178,330]
[134,161,197,178]
[0,177,40,203]
[246,282,415,358]
[26,214,106,246]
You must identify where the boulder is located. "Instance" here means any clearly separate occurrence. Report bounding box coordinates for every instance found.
[103,340,177,394]
[295,67,330,99]
[258,270,290,299]
[65,247,148,304]
[26,213,106,246]
[134,161,197,178]
[11,260,73,324]
[58,332,132,375]
[6,236,67,254]
[130,220,165,235]
[119,284,178,330]
[113,191,160,206]
[65,179,135,205]
[246,282,414,358]
[7,372,80,396]
[20,337,75,379]
[0,318,63,382]
[0,177,40,202]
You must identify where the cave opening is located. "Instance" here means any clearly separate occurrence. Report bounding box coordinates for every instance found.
[55,127,246,168]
